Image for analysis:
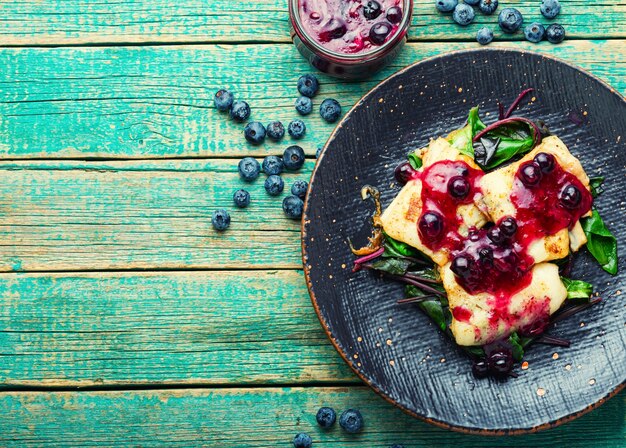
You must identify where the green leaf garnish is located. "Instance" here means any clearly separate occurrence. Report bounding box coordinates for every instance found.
[448,106,486,157]
[581,209,618,275]
[407,152,423,170]
[508,332,525,362]
[589,176,604,198]
[561,277,593,300]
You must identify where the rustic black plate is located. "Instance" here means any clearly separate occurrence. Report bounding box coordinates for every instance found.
[302,49,626,434]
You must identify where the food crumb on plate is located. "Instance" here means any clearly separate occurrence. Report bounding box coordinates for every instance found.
[537,388,546,397]
[552,353,559,360]
[589,378,596,385]
[521,361,529,370]
[565,364,572,371]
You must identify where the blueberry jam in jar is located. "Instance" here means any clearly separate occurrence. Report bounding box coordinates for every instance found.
[289,0,413,79]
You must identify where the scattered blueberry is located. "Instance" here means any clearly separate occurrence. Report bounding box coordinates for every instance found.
[292,433,312,448]
[244,121,266,145]
[295,96,313,116]
[298,74,320,98]
[386,6,403,24]
[266,121,285,141]
[211,209,231,231]
[238,157,261,182]
[370,21,393,45]
[214,89,234,112]
[230,100,251,122]
[476,27,494,45]
[524,22,545,43]
[394,161,417,185]
[316,146,322,158]
[546,23,565,43]
[363,0,383,20]
[498,8,523,34]
[339,409,364,433]
[472,358,490,378]
[478,0,498,15]
[283,195,304,219]
[453,4,475,26]
[316,407,337,429]
[233,189,250,208]
[464,0,479,5]
[262,155,284,175]
[264,175,284,196]
[320,98,342,123]
[489,350,513,375]
[288,119,306,139]
[291,180,308,199]
[283,145,306,171]
[540,0,561,19]
[436,0,458,13]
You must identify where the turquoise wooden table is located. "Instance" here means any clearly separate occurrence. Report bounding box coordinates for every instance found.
[0,1,624,446]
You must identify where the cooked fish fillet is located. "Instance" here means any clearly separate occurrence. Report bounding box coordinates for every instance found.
[380,138,488,266]
[441,262,567,346]
[478,135,590,263]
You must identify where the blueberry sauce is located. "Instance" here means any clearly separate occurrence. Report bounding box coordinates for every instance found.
[298,0,403,54]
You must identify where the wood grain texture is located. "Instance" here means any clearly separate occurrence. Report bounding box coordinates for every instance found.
[1,40,625,159]
[0,387,623,446]
[0,1,625,45]
[0,270,355,387]
[0,159,312,271]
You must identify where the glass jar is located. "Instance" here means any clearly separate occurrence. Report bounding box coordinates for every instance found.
[289,0,413,80]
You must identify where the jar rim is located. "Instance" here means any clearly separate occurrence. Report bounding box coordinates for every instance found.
[289,0,413,63]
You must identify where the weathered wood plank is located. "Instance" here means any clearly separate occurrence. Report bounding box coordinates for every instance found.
[0,387,623,446]
[0,159,311,271]
[0,270,356,387]
[1,41,625,159]
[0,1,625,45]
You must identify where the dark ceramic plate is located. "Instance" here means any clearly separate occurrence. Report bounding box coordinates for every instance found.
[302,49,626,434]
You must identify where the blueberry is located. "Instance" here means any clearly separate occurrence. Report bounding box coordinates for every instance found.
[364,1,382,20]
[319,17,348,41]
[386,6,403,24]
[264,175,284,196]
[418,212,444,240]
[230,100,251,122]
[266,121,285,141]
[436,0,458,13]
[394,162,417,185]
[292,433,312,448]
[534,152,555,173]
[316,407,337,428]
[238,157,261,182]
[478,0,498,15]
[295,96,313,116]
[214,89,234,112]
[478,247,493,265]
[487,226,505,244]
[453,4,475,26]
[472,358,489,378]
[499,217,518,237]
[488,350,513,375]
[320,98,342,123]
[262,155,284,175]
[211,209,231,231]
[519,162,542,186]
[560,184,581,209]
[291,180,308,199]
[476,27,494,45]
[540,0,561,19]
[316,146,322,158]
[288,119,306,139]
[283,195,305,219]
[498,8,523,34]
[448,176,471,199]
[339,409,364,433]
[524,22,545,43]
[464,0,479,5]
[233,189,250,208]
[370,21,393,45]
[451,255,473,278]
[244,121,266,145]
[546,23,565,44]
[298,74,320,98]
[283,145,306,171]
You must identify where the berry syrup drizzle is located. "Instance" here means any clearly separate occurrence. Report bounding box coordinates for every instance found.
[298,0,404,54]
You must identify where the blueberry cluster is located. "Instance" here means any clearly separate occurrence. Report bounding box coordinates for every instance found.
[210,75,342,231]
[436,0,565,45]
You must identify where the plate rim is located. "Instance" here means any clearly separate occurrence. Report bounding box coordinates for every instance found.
[301,47,626,435]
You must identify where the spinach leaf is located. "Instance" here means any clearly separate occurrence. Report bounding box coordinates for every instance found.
[370,258,411,276]
[561,277,593,300]
[581,209,618,275]
[589,176,604,198]
[383,233,421,258]
[508,332,525,361]
[408,152,423,170]
[473,119,537,170]
[406,285,448,332]
[463,346,486,358]
[448,107,486,157]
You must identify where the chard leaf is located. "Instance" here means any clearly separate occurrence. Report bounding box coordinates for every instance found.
[561,277,593,300]
[370,258,411,276]
[383,233,421,258]
[473,119,537,170]
[581,209,618,275]
[589,176,605,198]
[406,285,448,332]
[408,152,423,170]
[508,332,525,361]
[448,107,486,157]
[463,346,486,358]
